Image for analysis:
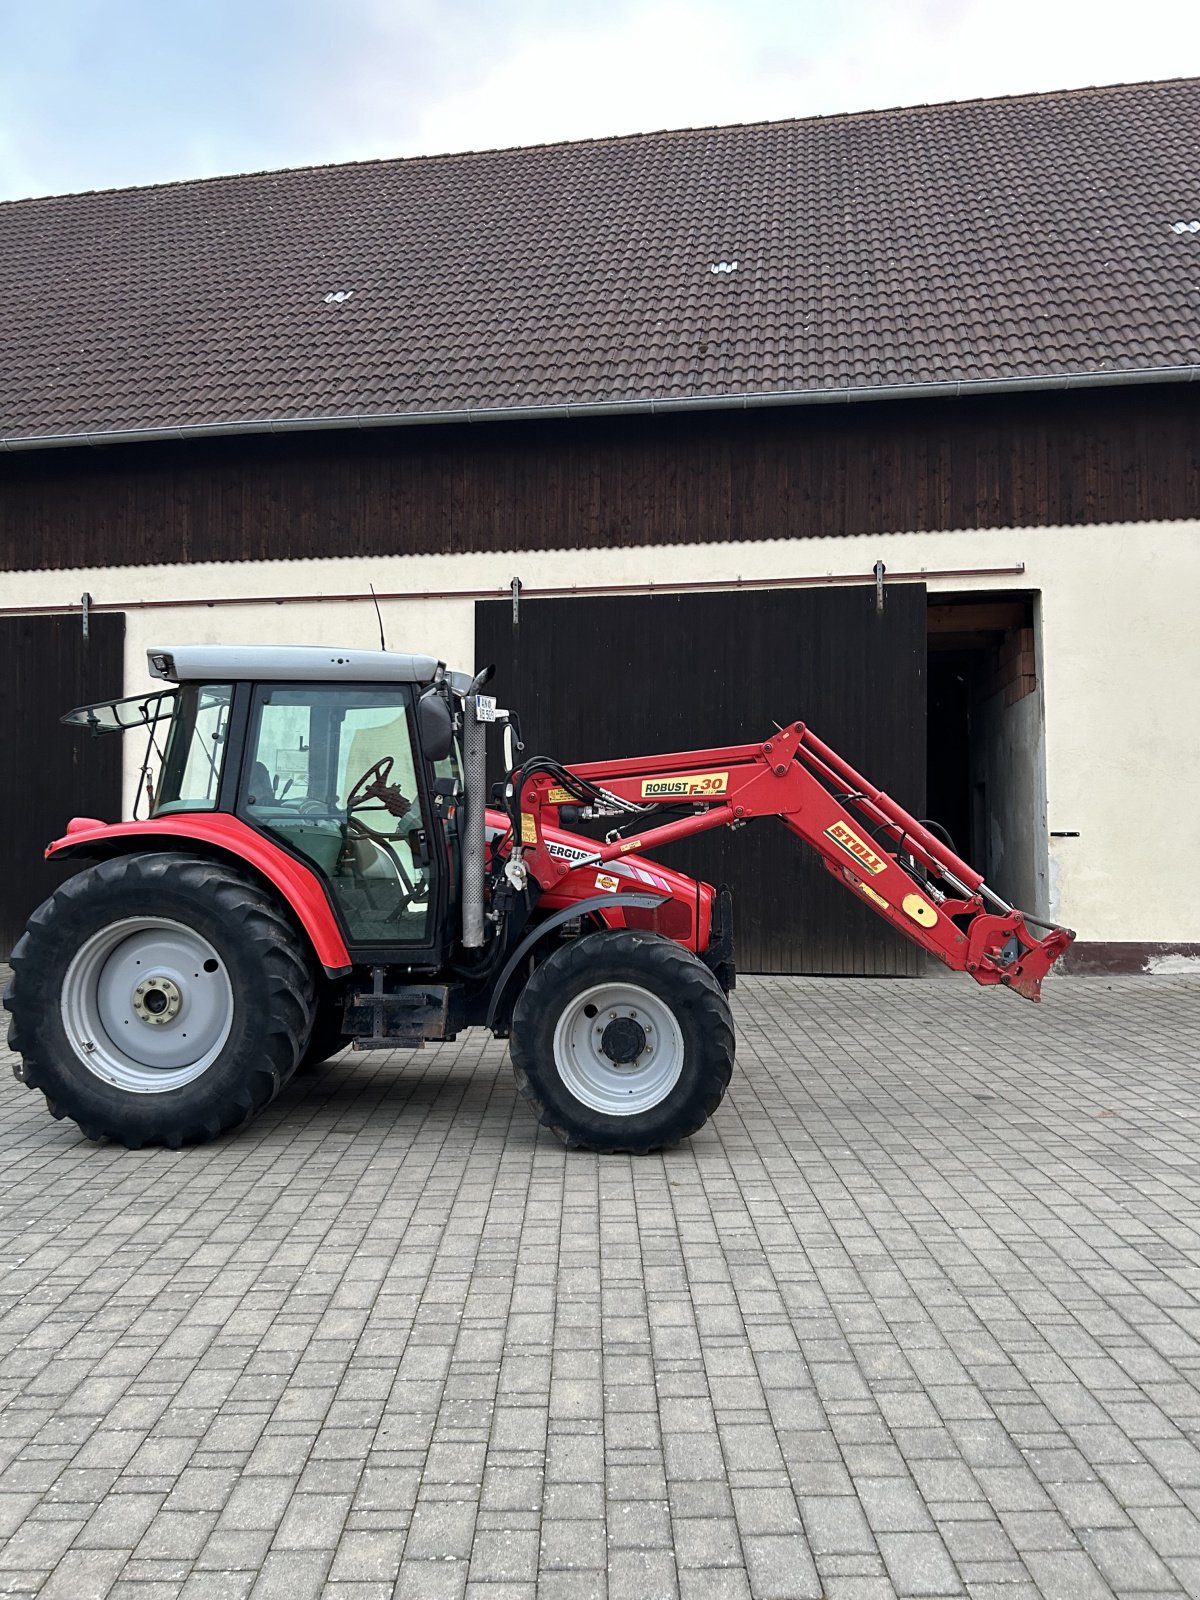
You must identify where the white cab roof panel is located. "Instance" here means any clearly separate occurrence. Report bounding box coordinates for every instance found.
[147,645,444,685]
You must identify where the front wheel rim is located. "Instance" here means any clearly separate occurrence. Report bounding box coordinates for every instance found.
[552,981,685,1116]
[61,917,234,1093]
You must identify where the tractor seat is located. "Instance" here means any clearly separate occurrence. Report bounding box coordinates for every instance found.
[247,761,275,805]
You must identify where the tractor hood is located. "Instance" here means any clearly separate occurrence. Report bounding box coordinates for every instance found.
[484,807,716,952]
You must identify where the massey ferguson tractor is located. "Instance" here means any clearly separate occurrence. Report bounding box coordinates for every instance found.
[4,646,1074,1153]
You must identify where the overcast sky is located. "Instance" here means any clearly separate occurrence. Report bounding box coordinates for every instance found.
[1,0,1198,202]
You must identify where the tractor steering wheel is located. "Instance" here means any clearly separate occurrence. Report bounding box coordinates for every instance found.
[346,755,396,815]
[344,755,422,908]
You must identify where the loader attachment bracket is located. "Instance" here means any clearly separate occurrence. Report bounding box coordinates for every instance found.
[964,916,1075,1002]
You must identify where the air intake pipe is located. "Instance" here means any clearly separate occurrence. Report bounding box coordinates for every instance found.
[461,665,494,949]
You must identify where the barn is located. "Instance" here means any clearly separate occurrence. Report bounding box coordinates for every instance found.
[2,77,1198,973]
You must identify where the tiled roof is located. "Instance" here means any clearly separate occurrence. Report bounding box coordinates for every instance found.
[2,78,1199,447]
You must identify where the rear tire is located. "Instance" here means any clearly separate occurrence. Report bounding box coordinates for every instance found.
[4,853,315,1148]
[509,929,735,1153]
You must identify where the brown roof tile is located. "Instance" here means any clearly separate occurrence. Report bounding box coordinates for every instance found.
[3,78,1200,446]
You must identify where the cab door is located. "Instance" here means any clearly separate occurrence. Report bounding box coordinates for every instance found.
[238,682,450,964]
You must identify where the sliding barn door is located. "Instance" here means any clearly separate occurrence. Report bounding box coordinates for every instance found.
[477,584,926,975]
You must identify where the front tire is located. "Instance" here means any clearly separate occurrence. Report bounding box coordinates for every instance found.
[4,853,315,1147]
[509,929,735,1153]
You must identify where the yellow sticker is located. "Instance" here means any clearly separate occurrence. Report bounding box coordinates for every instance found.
[640,771,729,800]
[902,893,938,927]
[857,881,890,910]
[546,787,574,805]
[825,819,887,876]
[520,813,538,844]
[595,873,620,892]
[618,839,643,854]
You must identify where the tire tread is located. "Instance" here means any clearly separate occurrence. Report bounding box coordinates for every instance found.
[4,853,316,1147]
[510,929,734,1154]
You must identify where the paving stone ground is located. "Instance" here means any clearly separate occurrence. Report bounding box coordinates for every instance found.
[2,968,1200,1599]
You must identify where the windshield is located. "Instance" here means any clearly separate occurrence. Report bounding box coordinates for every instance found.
[153,685,234,815]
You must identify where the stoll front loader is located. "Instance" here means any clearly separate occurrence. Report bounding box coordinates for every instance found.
[4,646,1074,1152]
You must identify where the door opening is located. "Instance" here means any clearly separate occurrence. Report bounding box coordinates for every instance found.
[926,595,1048,918]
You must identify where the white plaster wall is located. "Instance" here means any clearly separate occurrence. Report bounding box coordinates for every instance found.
[5,519,1198,942]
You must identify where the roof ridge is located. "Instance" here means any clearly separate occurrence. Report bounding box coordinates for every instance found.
[1,74,1195,209]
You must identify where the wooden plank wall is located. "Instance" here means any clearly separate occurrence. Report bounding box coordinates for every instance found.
[477,585,927,976]
[2,386,1198,572]
[0,613,125,956]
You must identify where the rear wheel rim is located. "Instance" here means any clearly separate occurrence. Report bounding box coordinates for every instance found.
[61,917,234,1093]
[552,981,684,1116]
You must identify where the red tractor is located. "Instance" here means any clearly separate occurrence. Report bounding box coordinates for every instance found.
[4,646,1074,1152]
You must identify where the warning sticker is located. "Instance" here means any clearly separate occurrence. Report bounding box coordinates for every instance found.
[825,819,887,876]
[855,880,890,911]
[595,873,620,893]
[546,787,575,805]
[640,771,728,800]
[520,814,538,844]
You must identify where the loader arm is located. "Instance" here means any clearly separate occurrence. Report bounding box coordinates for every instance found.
[513,721,1074,1001]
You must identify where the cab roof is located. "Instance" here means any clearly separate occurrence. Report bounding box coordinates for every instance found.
[147,645,444,685]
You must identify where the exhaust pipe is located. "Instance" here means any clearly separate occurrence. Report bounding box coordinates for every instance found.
[461,667,493,949]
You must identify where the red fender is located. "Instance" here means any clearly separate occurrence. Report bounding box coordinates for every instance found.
[45,815,352,974]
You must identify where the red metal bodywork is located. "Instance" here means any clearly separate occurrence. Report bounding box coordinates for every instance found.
[514,722,1074,1000]
[45,812,713,974]
[516,811,714,951]
[45,814,354,973]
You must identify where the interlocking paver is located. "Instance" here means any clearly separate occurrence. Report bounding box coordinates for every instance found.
[3,970,1200,1598]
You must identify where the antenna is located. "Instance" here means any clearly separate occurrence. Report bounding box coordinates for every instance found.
[369,583,386,651]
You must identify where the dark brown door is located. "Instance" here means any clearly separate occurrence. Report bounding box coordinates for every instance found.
[476,584,927,974]
[0,613,125,957]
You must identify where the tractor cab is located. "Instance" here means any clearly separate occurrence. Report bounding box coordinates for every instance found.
[65,646,464,966]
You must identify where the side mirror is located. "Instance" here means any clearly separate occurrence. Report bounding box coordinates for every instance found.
[417,688,454,764]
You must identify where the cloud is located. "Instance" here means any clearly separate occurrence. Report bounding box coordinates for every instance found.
[396,4,793,154]
[0,0,1197,201]
[395,0,1200,156]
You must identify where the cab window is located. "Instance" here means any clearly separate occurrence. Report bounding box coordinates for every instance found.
[154,684,233,814]
[243,685,433,946]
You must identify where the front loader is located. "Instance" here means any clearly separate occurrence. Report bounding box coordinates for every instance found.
[4,645,1074,1153]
